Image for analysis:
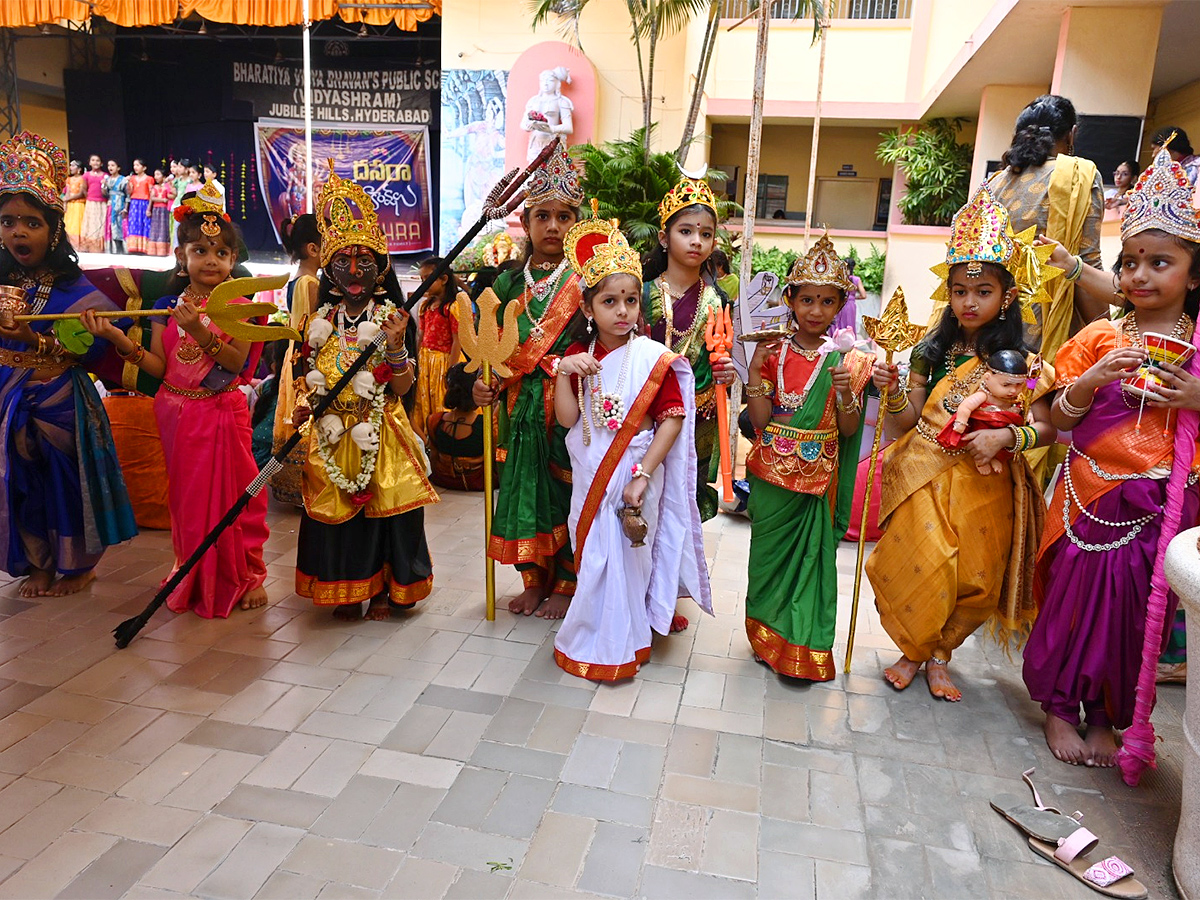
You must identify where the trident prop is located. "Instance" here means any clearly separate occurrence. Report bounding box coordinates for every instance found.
[455,288,520,622]
[844,287,924,673]
[704,306,735,502]
[112,142,556,648]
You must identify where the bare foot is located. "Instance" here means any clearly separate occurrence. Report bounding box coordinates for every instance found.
[883,655,920,690]
[46,571,95,596]
[18,568,54,598]
[508,585,544,616]
[332,603,362,620]
[670,614,689,633]
[925,661,962,701]
[364,596,392,621]
[536,593,570,620]
[1044,714,1090,766]
[1085,726,1120,768]
[239,586,269,610]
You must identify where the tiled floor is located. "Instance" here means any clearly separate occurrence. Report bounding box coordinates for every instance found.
[0,489,1186,899]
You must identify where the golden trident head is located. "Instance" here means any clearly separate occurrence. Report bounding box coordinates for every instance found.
[454,288,520,379]
[863,286,925,354]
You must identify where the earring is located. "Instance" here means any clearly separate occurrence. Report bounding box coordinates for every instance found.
[586,317,593,334]
[999,303,1007,320]
[630,322,638,335]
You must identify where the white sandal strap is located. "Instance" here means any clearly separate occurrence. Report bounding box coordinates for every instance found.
[1054,827,1099,864]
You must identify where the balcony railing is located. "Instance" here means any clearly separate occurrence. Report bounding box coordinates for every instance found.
[720,0,912,20]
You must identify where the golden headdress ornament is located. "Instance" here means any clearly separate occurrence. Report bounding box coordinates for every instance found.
[1121,140,1200,244]
[524,139,585,209]
[0,131,68,213]
[786,232,852,294]
[658,175,717,228]
[316,159,388,268]
[176,178,230,237]
[930,183,1061,323]
[565,203,642,288]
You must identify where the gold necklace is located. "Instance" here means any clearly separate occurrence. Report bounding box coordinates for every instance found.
[173,285,212,366]
[1121,310,1194,347]
[942,345,983,411]
[658,277,706,352]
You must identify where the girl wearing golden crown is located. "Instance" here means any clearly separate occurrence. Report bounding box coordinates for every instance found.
[84,181,270,617]
[866,185,1058,702]
[642,176,735,523]
[0,131,137,597]
[552,217,711,680]
[290,165,437,620]
[1024,147,1200,768]
[472,139,583,619]
[743,236,873,680]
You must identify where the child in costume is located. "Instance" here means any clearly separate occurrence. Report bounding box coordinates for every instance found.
[83,181,269,617]
[939,349,1033,475]
[472,139,583,619]
[427,362,485,492]
[412,255,464,440]
[552,216,711,680]
[642,176,735,524]
[1024,146,1200,768]
[743,236,873,680]
[0,131,137,597]
[866,184,1058,702]
[291,165,438,620]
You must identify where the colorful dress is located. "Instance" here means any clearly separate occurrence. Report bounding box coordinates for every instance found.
[124,174,154,255]
[270,274,318,506]
[488,266,582,596]
[169,175,188,246]
[63,175,85,246]
[147,181,173,256]
[555,336,712,680]
[865,352,1052,663]
[104,174,128,254]
[745,346,873,680]
[79,171,106,253]
[1024,320,1200,729]
[412,301,459,440]
[0,275,137,578]
[644,278,726,521]
[296,301,439,608]
[154,293,269,618]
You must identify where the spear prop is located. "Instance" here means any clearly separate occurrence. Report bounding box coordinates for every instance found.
[844,287,924,673]
[113,142,555,648]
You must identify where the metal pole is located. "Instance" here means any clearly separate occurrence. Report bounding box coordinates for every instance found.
[303,0,314,214]
[802,13,827,247]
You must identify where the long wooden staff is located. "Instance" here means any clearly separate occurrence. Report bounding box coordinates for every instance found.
[704,306,734,502]
[113,142,555,648]
[844,287,923,673]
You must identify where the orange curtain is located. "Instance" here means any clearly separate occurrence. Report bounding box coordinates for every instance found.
[0,0,439,30]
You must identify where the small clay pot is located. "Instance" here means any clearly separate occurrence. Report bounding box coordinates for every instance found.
[618,505,648,548]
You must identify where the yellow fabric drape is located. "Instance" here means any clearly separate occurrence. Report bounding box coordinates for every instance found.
[1041,155,1099,365]
[0,0,439,30]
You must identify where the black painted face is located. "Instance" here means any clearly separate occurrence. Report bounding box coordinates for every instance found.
[329,245,378,299]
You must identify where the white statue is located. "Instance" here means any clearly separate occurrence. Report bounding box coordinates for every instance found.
[522,66,574,163]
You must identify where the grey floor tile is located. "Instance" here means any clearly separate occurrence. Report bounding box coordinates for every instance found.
[637,865,756,900]
[576,822,646,898]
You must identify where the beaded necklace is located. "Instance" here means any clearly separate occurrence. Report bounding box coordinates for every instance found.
[578,335,636,445]
[522,258,570,341]
[657,277,707,352]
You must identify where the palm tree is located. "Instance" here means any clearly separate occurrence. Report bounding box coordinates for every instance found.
[530,0,710,154]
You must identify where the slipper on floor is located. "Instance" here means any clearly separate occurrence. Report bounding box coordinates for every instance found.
[1028,838,1148,899]
[990,793,1097,850]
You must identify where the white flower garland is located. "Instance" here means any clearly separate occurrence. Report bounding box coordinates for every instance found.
[307,301,396,495]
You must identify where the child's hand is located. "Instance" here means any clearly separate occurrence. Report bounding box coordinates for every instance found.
[960,427,1012,470]
[1145,361,1200,411]
[473,377,497,407]
[749,338,782,367]
[872,360,899,393]
[382,309,411,349]
[830,364,851,396]
[80,308,121,342]
[1083,347,1145,389]
[172,298,206,340]
[559,353,601,377]
[623,475,648,509]
[0,310,36,347]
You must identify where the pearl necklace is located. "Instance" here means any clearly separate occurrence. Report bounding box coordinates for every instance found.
[775,340,826,409]
[1061,450,1158,552]
[578,336,636,445]
[658,277,707,352]
[337,301,375,352]
[523,258,570,341]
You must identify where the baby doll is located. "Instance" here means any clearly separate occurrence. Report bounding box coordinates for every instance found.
[938,349,1030,474]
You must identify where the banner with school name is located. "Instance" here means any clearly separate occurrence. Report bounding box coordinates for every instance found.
[254,119,433,256]
[234,62,439,126]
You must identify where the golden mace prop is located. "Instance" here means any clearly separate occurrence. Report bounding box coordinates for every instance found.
[456,288,520,621]
[844,287,925,673]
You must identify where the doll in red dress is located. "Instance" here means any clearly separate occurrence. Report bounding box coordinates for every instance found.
[938,349,1031,474]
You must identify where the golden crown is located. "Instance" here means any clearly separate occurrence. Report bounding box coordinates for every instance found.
[0,131,68,213]
[181,178,226,216]
[525,139,585,209]
[658,175,717,228]
[1122,143,1200,244]
[565,214,642,288]
[786,233,852,294]
[316,159,388,267]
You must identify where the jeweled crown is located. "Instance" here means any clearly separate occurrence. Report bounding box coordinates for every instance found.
[182,179,226,216]
[565,215,642,288]
[786,233,852,294]
[316,159,388,267]
[1122,144,1200,244]
[658,175,717,228]
[525,139,585,210]
[0,131,68,213]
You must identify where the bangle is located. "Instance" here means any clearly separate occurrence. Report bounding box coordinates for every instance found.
[1065,255,1084,282]
[1007,424,1024,453]
[1023,425,1038,450]
[204,335,224,357]
[117,343,145,364]
[884,391,910,414]
[745,380,773,398]
[630,463,651,480]
[1007,424,1038,453]
[1056,386,1092,418]
[836,392,860,413]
